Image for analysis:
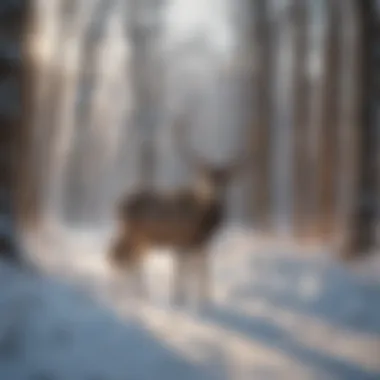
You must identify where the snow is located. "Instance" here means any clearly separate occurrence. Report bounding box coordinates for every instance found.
[0,222,379,380]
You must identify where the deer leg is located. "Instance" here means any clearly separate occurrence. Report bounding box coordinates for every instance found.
[128,243,148,301]
[194,249,211,308]
[133,260,148,301]
[109,236,147,301]
[108,236,131,299]
[173,252,190,307]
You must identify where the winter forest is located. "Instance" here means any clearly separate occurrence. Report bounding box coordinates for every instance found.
[0,0,379,379]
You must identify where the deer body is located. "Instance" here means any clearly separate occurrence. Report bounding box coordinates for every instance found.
[120,187,222,247]
[108,112,246,306]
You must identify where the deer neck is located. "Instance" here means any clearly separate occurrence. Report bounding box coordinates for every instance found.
[194,178,223,205]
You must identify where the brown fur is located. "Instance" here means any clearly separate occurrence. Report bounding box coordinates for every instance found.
[108,114,247,304]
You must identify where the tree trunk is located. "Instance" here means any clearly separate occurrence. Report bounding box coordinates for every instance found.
[63,0,113,223]
[339,0,377,258]
[128,0,162,189]
[375,2,380,250]
[315,0,341,242]
[0,0,27,263]
[16,0,41,229]
[249,0,273,231]
[291,0,313,241]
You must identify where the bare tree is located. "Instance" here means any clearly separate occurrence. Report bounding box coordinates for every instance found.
[339,0,378,258]
[249,0,274,231]
[15,0,38,227]
[127,0,163,189]
[291,0,312,241]
[0,0,27,262]
[375,1,380,250]
[63,0,113,223]
[315,0,341,242]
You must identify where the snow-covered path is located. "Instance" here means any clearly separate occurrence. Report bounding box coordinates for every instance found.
[1,224,379,380]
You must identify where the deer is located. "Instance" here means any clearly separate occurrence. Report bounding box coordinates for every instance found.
[108,110,247,307]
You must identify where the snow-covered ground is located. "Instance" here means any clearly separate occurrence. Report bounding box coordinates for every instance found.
[1,222,379,380]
